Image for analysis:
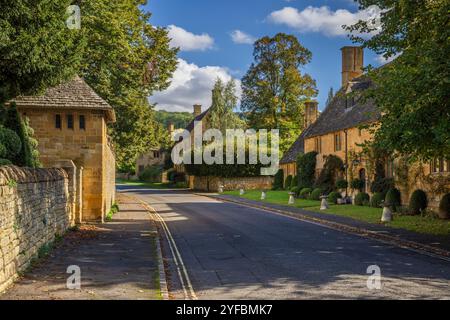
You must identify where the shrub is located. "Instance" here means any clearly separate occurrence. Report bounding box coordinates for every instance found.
[354,192,370,206]
[290,186,300,195]
[409,189,428,215]
[327,191,342,204]
[335,179,348,190]
[438,194,450,219]
[385,188,401,212]
[285,175,293,190]
[0,159,12,166]
[362,199,370,207]
[175,181,188,188]
[273,169,284,190]
[370,192,384,208]
[296,151,317,189]
[299,187,312,199]
[139,165,163,182]
[172,171,186,183]
[370,177,394,197]
[350,179,364,192]
[315,155,344,193]
[309,188,323,201]
[290,175,298,189]
[0,126,22,161]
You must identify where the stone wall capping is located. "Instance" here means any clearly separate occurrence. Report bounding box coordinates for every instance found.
[0,166,67,186]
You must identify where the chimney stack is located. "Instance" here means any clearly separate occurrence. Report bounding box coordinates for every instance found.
[341,46,363,87]
[304,101,318,129]
[193,104,202,117]
[168,122,174,136]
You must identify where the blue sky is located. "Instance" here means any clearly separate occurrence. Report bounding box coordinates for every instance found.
[146,0,387,113]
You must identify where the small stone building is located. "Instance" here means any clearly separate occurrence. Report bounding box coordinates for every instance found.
[12,76,116,222]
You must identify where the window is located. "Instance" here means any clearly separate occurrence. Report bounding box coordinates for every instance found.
[386,158,395,178]
[431,158,450,173]
[334,132,342,151]
[314,137,322,153]
[67,114,74,129]
[55,114,62,129]
[79,115,86,130]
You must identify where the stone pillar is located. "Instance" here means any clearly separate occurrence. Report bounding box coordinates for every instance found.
[54,160,77,227]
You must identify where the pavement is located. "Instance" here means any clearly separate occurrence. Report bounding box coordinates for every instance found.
[119,185,450,300]
[0,193,161,300]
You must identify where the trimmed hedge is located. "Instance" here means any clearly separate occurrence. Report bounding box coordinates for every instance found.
[370,192,384,208]
[273,169,284,190]
[290,186,300,195]
[296,151,317,189]
[139,165,163,182]
[299,187,312,199]
[335,179,348,189]
[385,188,401,212]
[328,191,342,204]
[285,175,293,190]
[0,159,12,166]
[409,189,428,215]
[350,178,364,192]
[438,194,450,219]
[310,188,323,201]
[291,175,298,189]
[354,192,370,206]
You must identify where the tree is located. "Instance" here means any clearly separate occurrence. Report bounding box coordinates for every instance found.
[0,0,84,104]
[241,33,317,154]
[79,0,178,170]
[346,1,450,160]
[325,87,334,107]
[207,78,246,133]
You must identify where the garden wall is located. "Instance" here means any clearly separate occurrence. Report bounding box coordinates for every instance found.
[0,166,75,292]
[191,176,274,192]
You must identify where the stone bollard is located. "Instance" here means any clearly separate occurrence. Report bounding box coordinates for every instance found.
[288,192,295,205]
[320,195,329,210]
[261,190,266,200]
[218,185,224,193]
[381,201,393,222]
[239,188,245,196]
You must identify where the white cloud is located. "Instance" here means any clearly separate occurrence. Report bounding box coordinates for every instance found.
[167,25,214,51]
[267,5,382,37]
[375,52,401,64]
[150,59,241,112]
[230,30,256,44]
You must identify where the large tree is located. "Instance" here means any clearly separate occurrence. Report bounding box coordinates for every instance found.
[0,0,84,103]
[241,33,317,154]
[79,0,178,170]
[346,0,450,160]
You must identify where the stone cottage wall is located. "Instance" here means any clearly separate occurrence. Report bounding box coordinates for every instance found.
[0,166,74,292]
[104,142,116,214]
[192,176,274,192]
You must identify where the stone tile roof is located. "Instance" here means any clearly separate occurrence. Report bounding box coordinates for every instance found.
[185,109,209,132]
[279,124,314,164]
[304,75,379,138]
[12,76,115,122]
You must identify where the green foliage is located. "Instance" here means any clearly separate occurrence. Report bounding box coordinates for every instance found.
[350,179,364,192]
[385,188,402,212]
[309,188,323,201]
[155,110,193,130]
[327,191,342,204]
[0,159,12,166]
[106,202,119,221]
[284,175,293,190]
[409,189,428,215]
[171,172,186,183]
[0,1,84,104]
[290,175,298,190]
[299,187,312,199]
[335,179,348,190]
[273,169,284,190]
[241,33,318,154]
[370,192,384,208]
[347,1,450,160]
[354,192,370,206]
[438,194,450,219]
[296,151,317,189]
[139,165,163,182]
[0,125,22,160]
[314,155,344,193]
[290,186,300,195]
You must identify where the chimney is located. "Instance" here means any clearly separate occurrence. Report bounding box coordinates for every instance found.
[304,101,318,129]
[341,46,363,87]
[168,122,174,136]
[193,104,202,117]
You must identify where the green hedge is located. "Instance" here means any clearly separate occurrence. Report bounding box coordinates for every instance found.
[370,192,384,208]
[354,192,370,206]
[139,165,163,182]
[385,188,401,212]
[273,169,284,190]
[409,189,427,215]
[299,187,312,199]
[284,175,293,190]
[310,188,323,201]
[328,191,342,204]
[296,151,317,189]
[439,194,450,219]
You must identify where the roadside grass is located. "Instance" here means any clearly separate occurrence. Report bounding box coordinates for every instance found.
[223,190,450,236]
[105,202,119,221]
[116,178,186,189]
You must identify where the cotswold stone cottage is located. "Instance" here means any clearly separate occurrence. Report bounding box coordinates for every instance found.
[283,46,449,208]
[12,76,116,222]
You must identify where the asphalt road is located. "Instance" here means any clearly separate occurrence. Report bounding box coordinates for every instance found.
[118,185,450,300]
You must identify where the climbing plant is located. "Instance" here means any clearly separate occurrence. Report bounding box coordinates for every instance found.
[314,155,344,193]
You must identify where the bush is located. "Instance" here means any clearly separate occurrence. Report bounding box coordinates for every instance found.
[370,192,384,208]
[327,191,342,204]
[409,189,428,215]
[285,175,293,190]
[139,165,163,182]
[172,171,186,183]
[273,169,284,190]
[296,151,317,189]
[315,155,344,193]
[385,188,401,212]
[335,179,348,190]
[290,186,300,195]
[299,187,312,199]
[0,159,12,166]
[354,192,370,206]
[290,175,298,189]
[370,177,394,196]
[0,126,22,161]
[309,188,323,201]
[350,179,364,192]
[175,181,188,188]
[438,194,450,219]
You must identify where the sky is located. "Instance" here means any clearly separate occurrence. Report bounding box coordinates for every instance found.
[145,0,389,113]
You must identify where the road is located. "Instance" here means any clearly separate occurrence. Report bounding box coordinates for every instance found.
[118,185,450,300]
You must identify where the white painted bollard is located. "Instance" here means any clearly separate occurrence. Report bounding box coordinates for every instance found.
[261,191,266,200]
[239,188,245,196]
[381,202,392,222]
[218,185,223,193]
[320,195,329,210]
[288,192,295,205]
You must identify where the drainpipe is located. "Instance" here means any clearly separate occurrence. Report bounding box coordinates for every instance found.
[344,129,348,198]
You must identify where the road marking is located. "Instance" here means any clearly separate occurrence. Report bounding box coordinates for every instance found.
[138,199,198,300]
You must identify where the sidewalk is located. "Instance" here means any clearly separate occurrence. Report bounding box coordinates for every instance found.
[1,194,162,300]
[208,194,450,259]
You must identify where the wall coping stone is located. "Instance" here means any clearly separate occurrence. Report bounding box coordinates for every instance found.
[0,165,67,186]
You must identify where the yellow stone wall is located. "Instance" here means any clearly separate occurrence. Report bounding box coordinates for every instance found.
[19,108,115,221]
